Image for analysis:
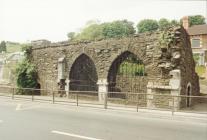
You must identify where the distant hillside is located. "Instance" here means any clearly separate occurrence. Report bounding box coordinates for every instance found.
[6,41,22,53]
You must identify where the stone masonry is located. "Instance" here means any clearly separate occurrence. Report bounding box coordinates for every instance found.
[31,26,199,109]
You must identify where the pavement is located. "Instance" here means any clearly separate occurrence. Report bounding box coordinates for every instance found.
[0,97,207,140]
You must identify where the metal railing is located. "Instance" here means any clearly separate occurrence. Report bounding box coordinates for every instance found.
[0,86,206,115]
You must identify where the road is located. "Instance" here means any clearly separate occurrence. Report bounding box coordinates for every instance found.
[0,98,207,140]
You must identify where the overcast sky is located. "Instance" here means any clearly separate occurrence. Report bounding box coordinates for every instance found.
[0,0,206,42]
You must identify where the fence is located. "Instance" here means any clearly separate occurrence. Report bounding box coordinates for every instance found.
[0,86,207,115]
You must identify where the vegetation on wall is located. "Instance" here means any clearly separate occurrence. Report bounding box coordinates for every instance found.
[159,28,176,49]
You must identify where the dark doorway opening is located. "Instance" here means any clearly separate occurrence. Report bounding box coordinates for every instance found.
[69,54,98,93]
[187,86,191,107]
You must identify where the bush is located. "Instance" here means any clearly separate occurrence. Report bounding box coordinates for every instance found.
[16,59,38,95]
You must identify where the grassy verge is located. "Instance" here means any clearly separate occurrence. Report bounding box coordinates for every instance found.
[6,43,22,53]
[195,66,206,77]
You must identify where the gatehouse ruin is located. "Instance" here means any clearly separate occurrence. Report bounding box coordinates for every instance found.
[30,26,200,109]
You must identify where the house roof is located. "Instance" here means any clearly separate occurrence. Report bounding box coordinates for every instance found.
[187,24,207,35]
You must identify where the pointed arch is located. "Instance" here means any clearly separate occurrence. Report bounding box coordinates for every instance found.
[107,51,147,94]
[69,53,98,91]
[186,82,192,107]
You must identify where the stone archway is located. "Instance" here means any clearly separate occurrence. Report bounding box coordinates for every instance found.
[186,82,192,107]
[69,54,98,92]
[107,51,147,96]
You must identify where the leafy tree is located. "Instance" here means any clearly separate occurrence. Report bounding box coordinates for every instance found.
[158,18,171,30]
[102,20,135,38]
[75,23,104,41]
[16,45,38,94]
[137,19,159,33]
[16,59,38,91]
[189,15,205,26]
[170,20,180,26]
[72,19,135,41]
[22,44,33,60]
[0,41,7,52]
[67,32,75,40]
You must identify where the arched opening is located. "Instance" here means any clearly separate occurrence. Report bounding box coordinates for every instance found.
[187,85,191,107]
[69,54,98,92]
[107,51,147,97]
[36,83,41,95]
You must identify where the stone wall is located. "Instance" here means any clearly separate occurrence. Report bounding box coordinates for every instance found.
[114,75,148,93]
[31,26,199,108]
[31,32,163,91]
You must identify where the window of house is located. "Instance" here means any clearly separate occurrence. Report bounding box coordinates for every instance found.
[191,39,200,48]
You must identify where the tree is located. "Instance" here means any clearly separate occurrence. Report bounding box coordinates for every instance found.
[170,20,180,26]
[67,32,75,40]
[137,19,159,33]
[158,18,171,30]
[75,23,104,41]
[16,59,38,91]
[0,41,7,53]
[71,19,135,41]
[16,45,39,94]
[102,20,136,38]
[189,15,205,26]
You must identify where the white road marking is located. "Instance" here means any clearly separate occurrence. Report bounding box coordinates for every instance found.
[51,130,104,140]
[15,103,22,111]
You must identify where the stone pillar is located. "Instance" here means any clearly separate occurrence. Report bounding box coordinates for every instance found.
[58,57,65,81]
[169,69,181,110]
[97,79,108,102]
[147,82,155,108]
[65,79,70,97]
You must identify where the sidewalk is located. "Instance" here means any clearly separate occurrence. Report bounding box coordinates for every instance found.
[0,93,207,123]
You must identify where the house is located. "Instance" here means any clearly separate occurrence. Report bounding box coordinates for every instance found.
[182,16,207,66]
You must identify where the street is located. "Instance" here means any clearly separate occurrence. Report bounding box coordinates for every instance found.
[0,98,207,140]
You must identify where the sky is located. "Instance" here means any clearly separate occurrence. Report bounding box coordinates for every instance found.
[0,0,206,43]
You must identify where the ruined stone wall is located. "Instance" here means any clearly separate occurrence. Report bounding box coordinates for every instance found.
[31,32,164,92]
[178,28,200,107]
[31,26,199,102]
[115,75,148,93]
[176,27,200,97]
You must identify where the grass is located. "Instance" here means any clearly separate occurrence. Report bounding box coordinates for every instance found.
[6,43,22,53]
[195,66,206,77]
[118,62,145,76]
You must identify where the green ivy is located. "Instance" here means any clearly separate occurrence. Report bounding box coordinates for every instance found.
[159,29,176,49]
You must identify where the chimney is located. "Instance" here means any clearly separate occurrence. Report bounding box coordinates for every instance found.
[182,16,189,30]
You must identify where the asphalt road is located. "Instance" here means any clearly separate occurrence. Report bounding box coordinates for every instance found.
[0,98,207,140]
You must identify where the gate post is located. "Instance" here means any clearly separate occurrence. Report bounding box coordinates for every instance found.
[65,79,70,98]
[97,79,108,103]
[146,82,155,108]
[169,69,181,111]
